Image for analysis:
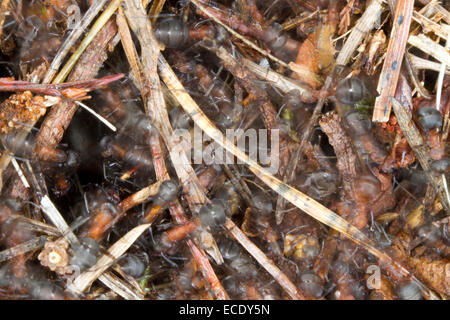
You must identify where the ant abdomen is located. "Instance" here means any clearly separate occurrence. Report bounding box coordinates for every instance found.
[69,236,101,272]
[119,254,146,279]
[155,17,189,49]
[336,77,368,106]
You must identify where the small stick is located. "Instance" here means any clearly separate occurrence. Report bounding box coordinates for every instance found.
[158,55,439,299]
[42,0,110,84]
[436,26,450,111]
[119,181,163,212]
[409,53,450,73]
[190,0,290,69]
[225,219,305,300]
[0,236,46,263]
[282,10,321,31]
[102,181,164,234]
[123,0,228,298]
[67,223,151,294]
[98,272,144,300]
[242,58,315,102]
[391,97,450,213]
[335,0,385,66]
[52,0,124,84]
[116,6,146,105]
[75,101,117,132]
[34,19,118,161]
[408,34,450,67]
[149,0,167,25]
[373,0,414,122]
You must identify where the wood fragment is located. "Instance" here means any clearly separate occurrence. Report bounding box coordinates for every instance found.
[373,0,414,122]
[225,219,305,300]
[408,34,450,67]
[42,0,110,84]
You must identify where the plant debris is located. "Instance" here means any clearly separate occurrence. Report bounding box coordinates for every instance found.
[0,0,449,300]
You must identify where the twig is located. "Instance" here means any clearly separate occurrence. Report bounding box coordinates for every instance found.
[42,0,110,84]
[373,0,414,122]
[35,19,118,160]
[391,97,450,214]
[412,10,450,40]
[149,0,167,25]
[158,54,439,299]
[123,0,228,299]
[52,0,124,84]
[409,53,450,73]
[242,58,315,102]
[67,223,151,294]
[225,219,305,300]
[335,0,385,66]
[116,6,146,105]
[0,236,46,263]
[190,0,290,69]
[119,181,163,212]
[282,10,321,31]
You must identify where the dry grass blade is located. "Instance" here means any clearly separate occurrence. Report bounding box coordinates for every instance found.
[335,0,384,66]
[436,26,450,114]
[419,1,450,24]
[225,219,304,300]
[52,0,123,84]
[122,0,228,298]
[242,58,315,102]
[123,0,207,209]
[373,0,414,122]
[149,0,167,25]
[42,0,109,84]
[391,97,450,214]
[116,6,146,104]
[190,0,290,69]
[40,195,79,246]
[0,236,46,263]
[98,272,144,300]
[408,53,450,73]
[158,54,439,299]
[10,215,61,236]
[408,34,450,66]
[412,10,450,40]
[67,223,151,295]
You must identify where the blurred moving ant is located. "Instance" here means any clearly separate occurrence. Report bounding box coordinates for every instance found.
[150,198,229,258]
[100,135,154,182]
[78,186,121,242]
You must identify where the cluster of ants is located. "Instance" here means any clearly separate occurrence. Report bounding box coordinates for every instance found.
[0,0,449,300]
